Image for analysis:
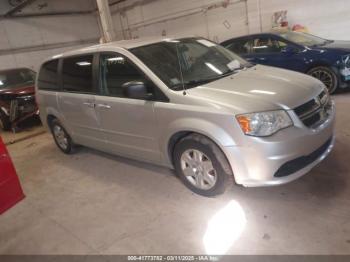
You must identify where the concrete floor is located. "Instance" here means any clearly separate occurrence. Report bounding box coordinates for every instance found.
[0,118,45,145]
[1,93,350,255]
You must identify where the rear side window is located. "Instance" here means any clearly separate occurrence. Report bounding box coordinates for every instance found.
[38,59,59,90]
[62,55,94,93]
[251,37,286,54]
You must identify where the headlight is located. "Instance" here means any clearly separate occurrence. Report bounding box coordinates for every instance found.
[340,55,350,80]
[341,54,350,67]
[236,110,293,137]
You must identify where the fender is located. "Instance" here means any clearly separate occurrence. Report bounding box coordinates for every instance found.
[160,117,237,166]
[43,106,73,136]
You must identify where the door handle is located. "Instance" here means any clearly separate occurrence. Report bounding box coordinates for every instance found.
[83,102,95,108]
[96,104,111,109]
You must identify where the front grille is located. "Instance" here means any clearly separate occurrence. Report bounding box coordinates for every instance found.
[17,95,36,113]
[274,137,332,177]
[9,95,36,121]
[294,90,332,128]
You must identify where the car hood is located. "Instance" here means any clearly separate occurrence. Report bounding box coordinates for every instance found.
[0,85,35,96]
[319,40,350,52]
[187,65,323,113]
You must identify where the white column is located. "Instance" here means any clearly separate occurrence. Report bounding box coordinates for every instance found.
[96,0,116,42]
[246,0,263,34]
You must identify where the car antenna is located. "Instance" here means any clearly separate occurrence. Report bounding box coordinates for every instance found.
[175,41,187,96]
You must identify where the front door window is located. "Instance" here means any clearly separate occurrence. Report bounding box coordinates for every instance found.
[252,37,286,54]
[99,53,152,98]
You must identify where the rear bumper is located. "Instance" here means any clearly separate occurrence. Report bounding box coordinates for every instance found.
[224,101,336,187]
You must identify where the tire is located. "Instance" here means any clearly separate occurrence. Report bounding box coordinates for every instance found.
[173,134,232,197]
[0,111,11,131]
[307,66,338,94]
[50,119,75,154]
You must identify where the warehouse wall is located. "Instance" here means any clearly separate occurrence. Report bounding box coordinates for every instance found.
[257,0,350,40]
[111,0,350,43]
[0,0,100,71]
[111,0,249,43]
[2,0,350,72]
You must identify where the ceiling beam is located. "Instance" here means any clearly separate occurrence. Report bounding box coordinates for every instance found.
[10,10,95,18]
[1,0,129,19]
[109,0,129,7]
[4,0,37,17]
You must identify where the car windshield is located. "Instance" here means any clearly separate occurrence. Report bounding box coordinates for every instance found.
[130,38,251,90]
[0,68,35,90]
[278,31,330,47]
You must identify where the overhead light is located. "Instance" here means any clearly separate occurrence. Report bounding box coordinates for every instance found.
[107,57,124,62]
[253,45,268,49]
[163,38,180,43]
[52,54,63,59]
[205,62,223,75]
[76,61,91,66]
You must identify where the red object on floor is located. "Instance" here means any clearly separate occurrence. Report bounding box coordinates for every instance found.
[0,136,25,214]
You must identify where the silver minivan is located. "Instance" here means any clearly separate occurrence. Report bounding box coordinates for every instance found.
[36,37,335,196]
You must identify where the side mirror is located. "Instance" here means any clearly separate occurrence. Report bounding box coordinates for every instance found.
[281,45,298,54]
[122,81,153,100]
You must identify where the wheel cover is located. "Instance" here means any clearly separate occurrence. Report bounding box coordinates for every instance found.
[180,149,217,190]
[309,69,334,92]
[53,125,68,150]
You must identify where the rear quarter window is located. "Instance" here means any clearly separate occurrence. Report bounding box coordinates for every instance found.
[38,59,59,91]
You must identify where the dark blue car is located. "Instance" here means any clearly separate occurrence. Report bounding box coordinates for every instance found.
[221,31,350,93]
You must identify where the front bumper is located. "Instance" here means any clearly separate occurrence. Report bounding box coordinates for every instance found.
[0,95,38,129]
[224,101,336,187]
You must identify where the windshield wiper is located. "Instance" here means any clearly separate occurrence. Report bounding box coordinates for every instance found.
[172,79,214,90]
[172,70,239,90]
[313,40,334,47]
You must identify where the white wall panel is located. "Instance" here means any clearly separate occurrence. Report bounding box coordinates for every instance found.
[164,12,208,38]
[112,0,350,42]
[0,0,100,71]
[3,0,350,71]
[0,43,95,72]
[206,1,248,42]
[134,12,209,39]
[112,0,249,42]
[2,19,44,49]
[258,0,350,40]
[0,54,17,71]
[36,16,99,44]
[19,0,96,14]
[0,15,99,50]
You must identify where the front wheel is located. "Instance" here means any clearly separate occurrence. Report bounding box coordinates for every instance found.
[307,66,338,94]
[173,134,232,197]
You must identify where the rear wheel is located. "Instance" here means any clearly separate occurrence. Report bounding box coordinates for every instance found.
[50,119,75,154]
[173,134,232,197]
[307,66,338,94]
